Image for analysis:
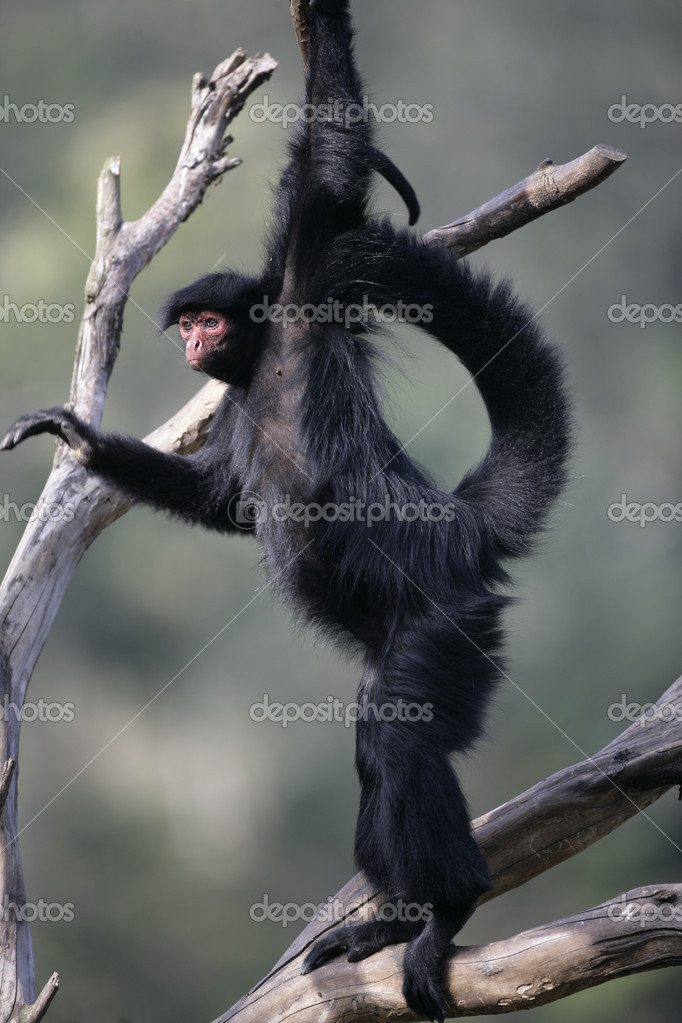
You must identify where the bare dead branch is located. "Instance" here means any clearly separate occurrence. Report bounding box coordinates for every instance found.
[67,49,276,429]
[10,973,59,1023]
[289,4,626,256]
[212,677,682,1021]
[213,885,682,1021]
[0,760,16,814]
[475,672,682,898]
[290,0,311,64]
[0,51,273,1022]
[423,145,627,257]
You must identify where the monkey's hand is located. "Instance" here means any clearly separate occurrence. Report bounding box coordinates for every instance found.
[1,408,93,465]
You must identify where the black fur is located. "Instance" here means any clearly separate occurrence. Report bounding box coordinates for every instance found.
[1,1,571,1018]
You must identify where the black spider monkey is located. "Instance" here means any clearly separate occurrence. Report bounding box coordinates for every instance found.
[1,0,571,1018]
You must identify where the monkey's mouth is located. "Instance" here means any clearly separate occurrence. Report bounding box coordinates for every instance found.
[185,346,202,368]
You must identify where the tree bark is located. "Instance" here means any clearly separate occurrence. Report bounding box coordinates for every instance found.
[0,10,634,1023]
[0,50,275,1023]
[212,677,682,1020]
[423,145,627,257]
[214,885,682,1021]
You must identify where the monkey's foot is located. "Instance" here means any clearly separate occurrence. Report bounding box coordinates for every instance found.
[302,917,422,973]
[401,919,458,1023]
[302,916,456,1023]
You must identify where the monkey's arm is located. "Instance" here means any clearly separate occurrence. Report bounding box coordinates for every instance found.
[1,408,242,532]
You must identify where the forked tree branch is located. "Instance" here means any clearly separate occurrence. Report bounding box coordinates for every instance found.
[0,49,274,1023]
[0,10,634,1023]
[212,677,682,1020]
[214,885,682,1021]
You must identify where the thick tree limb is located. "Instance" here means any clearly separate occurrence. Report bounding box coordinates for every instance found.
[475,672,682,898]
[211,676,682,1021]
[215,885,682,1021]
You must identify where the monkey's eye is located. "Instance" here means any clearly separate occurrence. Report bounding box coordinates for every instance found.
[205,318,219,329]
[180,320,192,333]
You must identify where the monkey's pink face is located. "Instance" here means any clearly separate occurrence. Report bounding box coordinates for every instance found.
[178,310,232,371]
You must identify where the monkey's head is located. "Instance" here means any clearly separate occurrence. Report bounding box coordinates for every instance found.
[159,271,264,385]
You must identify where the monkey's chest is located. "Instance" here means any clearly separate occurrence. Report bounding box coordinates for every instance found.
[248,331,314,485]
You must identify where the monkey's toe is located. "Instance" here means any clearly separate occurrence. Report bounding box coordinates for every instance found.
[301,928,351,973]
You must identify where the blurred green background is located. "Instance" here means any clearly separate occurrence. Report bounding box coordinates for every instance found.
[1,0,681,1020]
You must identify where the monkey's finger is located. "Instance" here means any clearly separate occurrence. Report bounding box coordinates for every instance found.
[0,408,70,451]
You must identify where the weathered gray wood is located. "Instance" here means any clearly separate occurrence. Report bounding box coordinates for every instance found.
[290,0,312,64]
[214,885,682,1021]
[423,145,627,257]
[212,678,682,1021]
[0,50,274,1022]
[474,672,682,897]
